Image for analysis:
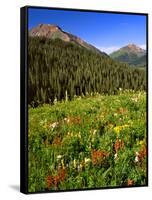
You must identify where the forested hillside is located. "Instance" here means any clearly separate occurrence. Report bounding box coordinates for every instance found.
[28,36,146,106]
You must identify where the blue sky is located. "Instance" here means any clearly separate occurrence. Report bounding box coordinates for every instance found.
[28,8,147,54]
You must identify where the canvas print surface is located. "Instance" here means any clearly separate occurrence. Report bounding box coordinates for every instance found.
[26,7,147,193]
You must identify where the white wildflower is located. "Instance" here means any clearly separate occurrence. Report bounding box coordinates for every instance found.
[50,122,59,130]
[61,159,65,169]
[64,117,67,122]
[93,129,97,135]
[135,152,139,163]
[73,159,77,168]
[131,97,138,102]
[53,97,57,104]
[77,164,80,172]
[114,153,118,160]
[57,155,62,160]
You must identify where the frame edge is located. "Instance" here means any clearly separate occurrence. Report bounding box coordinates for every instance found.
[20,6,28,194]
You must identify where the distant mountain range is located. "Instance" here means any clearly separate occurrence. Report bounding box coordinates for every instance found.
[29,24,146,68]
[110,44,146,67]
[28,24,146,104]
[29,24,107,57]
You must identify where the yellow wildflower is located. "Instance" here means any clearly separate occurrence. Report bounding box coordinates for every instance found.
[57,155,62,159]
[139,140,144,145]
[113,126,121,134]
[77,132,81,138]
[61,159,65,169]
[84,158,91,164]
[114,125,129,134]
[80,163,83,170]
[137,140,145,146]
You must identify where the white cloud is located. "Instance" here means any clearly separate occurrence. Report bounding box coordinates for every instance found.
[96,46,121,54]
[96,43,146,54]
[139,44,146,50]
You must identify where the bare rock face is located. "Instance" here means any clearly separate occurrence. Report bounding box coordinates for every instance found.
[29,24,87,44]
[122,44,146,56]
[29,24,70,41]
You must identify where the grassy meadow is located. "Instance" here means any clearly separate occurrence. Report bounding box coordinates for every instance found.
[28,90,147,192]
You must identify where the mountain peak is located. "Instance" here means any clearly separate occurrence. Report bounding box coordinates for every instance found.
[118,44,146,55]
[127,43,138,49]
[38,24,62,30]
[125,43,144,52]
[29,24,63,37]
[110,43,146,66]
[127,43,137,47]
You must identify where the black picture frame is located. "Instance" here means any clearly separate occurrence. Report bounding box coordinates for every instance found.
[20,6,148,194]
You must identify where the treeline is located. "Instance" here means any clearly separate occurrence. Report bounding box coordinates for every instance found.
[28,36,146,106]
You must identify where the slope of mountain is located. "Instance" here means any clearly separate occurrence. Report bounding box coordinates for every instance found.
[28,25,146,106]
[110,44,146,67]
[131,54,146,67]
[29,24,107,56]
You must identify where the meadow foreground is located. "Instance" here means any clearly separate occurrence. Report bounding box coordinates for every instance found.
[28,90,147,192]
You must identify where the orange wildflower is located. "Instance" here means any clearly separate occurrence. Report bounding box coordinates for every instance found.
[46,175,53,190]
[114,139,124,153]
[46,168,66,190]
[52,136,62,146]
[127,179,134,186]
[53,175,60,190]
[58,168,66,182]
[137,144,147,163]
[91,150,107,165]
[117,108,128,114]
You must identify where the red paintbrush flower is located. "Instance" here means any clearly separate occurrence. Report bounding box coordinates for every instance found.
[138,145,147,162]
[46,175,53,190]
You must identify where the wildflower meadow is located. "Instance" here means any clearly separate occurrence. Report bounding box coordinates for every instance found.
[28,90,147,192]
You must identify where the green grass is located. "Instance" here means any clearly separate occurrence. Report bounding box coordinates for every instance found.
[28,90,147,192]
